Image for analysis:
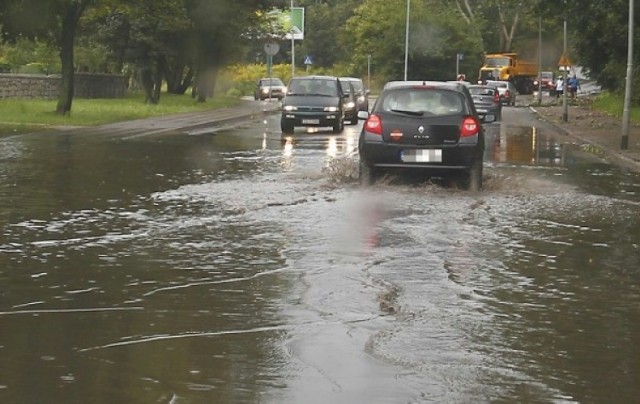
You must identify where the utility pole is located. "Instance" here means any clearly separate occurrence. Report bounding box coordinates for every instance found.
[562,16,568,123]
[404,0,410,81]
[290,0,295,78]
[537,12,542,105]
[621,0,634,150]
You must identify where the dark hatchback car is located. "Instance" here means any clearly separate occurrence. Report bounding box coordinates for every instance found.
[254,77,287,100]
[358,81,494,190]
[468,84,502,121]
[339,77,369,112]
[339,79,359,125]
[281,75,347,134]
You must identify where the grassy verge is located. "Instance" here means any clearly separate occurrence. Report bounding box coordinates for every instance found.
[0,92,243,135]
[592,92,640,122]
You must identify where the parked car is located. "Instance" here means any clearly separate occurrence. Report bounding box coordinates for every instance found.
[358,81,494,190]
[533,71,555,94]
[339,78,359,125]
[485,80,516,106]
[339,77,369,112]
[254,77,287,100]
[280,75,348,134]
[468,84,502,121]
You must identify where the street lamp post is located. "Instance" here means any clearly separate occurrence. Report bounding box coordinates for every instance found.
[290,0,295,78]
[537,12,542,105]
[562,16,568,123]
[404,0,410,81]
[621,0,634,150]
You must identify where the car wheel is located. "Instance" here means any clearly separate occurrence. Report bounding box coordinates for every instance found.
[467,159,483,191]
[332,118,344,133]
[350,114,358,125]
[359,159,378,185]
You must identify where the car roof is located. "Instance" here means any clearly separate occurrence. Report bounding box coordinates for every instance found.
[383,80,466,91]
[339,77,363,82]
[290,75,337,80]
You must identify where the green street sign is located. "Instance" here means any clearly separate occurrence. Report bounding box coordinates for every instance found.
[283,7,304,40]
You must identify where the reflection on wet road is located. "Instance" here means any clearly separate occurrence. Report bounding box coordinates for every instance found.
[1,107,638,402]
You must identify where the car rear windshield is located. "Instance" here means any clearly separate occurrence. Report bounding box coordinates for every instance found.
[287,78,338,97]
[469,87,496,96]
[377,88,465,116]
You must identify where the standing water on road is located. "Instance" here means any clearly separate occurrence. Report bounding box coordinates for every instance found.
[1,111,639,402]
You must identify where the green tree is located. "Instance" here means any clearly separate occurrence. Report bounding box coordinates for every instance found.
[348,0,483,82]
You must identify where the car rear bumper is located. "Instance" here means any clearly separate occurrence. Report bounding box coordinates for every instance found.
[360,140,481,170]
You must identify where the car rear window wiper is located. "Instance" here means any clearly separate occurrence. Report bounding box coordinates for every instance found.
[390,109,425,116]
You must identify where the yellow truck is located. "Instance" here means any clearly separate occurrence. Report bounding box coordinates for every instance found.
[478,53,538,94]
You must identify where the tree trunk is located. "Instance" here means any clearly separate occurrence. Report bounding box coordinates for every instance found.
[56,6,78,115]
[55,0,93,115]
[141,68,158,104]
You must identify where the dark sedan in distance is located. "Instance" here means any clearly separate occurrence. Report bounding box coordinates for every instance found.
[468,84,502,121]
[254,77,287,100]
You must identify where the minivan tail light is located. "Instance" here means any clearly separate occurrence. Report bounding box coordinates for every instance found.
[493,91,500,103]
[365,114,383,135]
[460,116,480,137]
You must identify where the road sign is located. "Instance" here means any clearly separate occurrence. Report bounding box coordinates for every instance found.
[284,7,304,40]
[304,56,313,65]
[558,54,572,68]
[264,42,279,56]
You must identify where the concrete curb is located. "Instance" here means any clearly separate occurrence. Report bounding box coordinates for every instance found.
[529,105,640,173]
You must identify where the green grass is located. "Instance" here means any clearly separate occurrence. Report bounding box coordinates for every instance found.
[0,92,243,135]
[592,92,640,122]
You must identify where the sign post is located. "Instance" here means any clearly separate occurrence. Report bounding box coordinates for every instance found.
[264,42,279,78]
[285,3,304,78]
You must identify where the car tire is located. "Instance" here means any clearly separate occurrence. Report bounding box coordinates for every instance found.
[350,115,358,125]
[467,159,483,191]
[359,160,378,185]
[281,122,294,134]
[332,118,344,133]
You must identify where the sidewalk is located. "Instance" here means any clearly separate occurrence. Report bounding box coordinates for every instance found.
[530,100,640,172]
[67,98,281,137]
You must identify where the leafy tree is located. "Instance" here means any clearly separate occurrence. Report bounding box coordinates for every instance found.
[347,0,483,82]
[1,0,95,114]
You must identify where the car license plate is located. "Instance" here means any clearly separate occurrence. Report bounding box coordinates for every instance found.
[302,119,320,124]
[401,149,442,163]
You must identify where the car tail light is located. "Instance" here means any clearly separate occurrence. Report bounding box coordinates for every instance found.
[504,90,510,99]
[493,91,500,103]
[365,114,382,135]
[460,116,480,137]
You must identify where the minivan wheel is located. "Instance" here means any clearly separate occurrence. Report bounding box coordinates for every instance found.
[281,122,294,134]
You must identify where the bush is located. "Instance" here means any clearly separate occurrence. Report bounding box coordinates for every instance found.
[17,62,48,74]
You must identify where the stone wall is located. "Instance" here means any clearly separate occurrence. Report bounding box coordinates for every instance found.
[0,73,128,99]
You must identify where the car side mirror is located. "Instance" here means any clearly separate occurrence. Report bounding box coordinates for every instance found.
[357,110,369,120]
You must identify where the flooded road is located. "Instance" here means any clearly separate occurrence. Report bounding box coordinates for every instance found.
[1,106,639,402]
